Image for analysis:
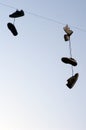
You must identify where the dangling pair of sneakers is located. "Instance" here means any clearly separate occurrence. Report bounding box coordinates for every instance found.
[7,10,24,36]
[61,57,78,88]
[63,25,73,41]
[66,73,79,89]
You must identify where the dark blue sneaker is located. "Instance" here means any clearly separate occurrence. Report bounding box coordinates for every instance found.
[7,22,18,36]
[9,10,24,18]
[61,57,77,66]
[66,73,79,89]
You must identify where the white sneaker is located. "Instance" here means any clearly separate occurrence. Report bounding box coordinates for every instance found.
[63,25,73,36]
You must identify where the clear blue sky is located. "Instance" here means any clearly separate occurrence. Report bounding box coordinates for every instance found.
[0,0,86,130]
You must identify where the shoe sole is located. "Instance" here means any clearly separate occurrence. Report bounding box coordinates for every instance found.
[9,14,24,18]
[7,23,18,36]
[61,57,77,66]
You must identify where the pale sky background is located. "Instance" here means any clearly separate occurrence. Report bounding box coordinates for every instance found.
[0,0,86,130]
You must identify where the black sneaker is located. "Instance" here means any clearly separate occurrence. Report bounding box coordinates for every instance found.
[61,57,77,66]
[64,34,70,41]
[66,73,79,89]
[9,10,24,18]
[7,22,18,36]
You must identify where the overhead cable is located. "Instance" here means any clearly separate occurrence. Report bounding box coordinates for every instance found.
[0,2,86,32]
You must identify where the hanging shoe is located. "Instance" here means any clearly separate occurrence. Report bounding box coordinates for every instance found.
[66,73,79,89]
[61,57,77,66]
[7,22,18,36]
[63,25,73,36]
[64,34,70,41]
[9,10,24,18]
